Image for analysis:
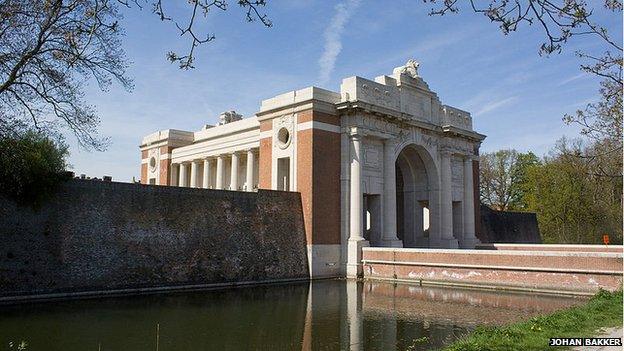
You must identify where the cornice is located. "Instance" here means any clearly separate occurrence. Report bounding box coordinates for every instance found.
[255,99,337,122]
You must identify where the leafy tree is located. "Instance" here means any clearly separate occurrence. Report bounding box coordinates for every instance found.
[479,149,540,211]
[563,69,623,178]
[0,0,271,150]
[0,0,130,150]
[0,130,70,206]
[524,138,622,244]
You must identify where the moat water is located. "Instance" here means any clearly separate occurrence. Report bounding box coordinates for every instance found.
[0,280,583,351]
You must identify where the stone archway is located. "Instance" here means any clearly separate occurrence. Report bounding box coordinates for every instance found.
[394,144,440,248]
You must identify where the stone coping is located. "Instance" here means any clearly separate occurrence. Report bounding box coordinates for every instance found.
[477,244,623,249]
[362,247,623,258]
[67,179,296,197]
[476,243,623,252]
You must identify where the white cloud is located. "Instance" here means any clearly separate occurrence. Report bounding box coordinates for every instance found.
[318,0,361,85]
[474,96,518,116]
[558,72,588,86]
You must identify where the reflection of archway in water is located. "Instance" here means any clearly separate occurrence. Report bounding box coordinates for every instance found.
[395,144,439,248]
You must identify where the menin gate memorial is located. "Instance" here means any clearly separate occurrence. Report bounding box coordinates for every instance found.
[140,60,486,278]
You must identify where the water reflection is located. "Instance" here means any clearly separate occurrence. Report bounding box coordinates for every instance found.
[0,280,582,350]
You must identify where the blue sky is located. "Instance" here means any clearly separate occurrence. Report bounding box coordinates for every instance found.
[69,0,622,182]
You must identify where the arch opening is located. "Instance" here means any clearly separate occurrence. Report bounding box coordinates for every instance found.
[395,144,438,248]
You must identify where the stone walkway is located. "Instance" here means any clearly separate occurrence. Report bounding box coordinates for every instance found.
[571,327,623,351]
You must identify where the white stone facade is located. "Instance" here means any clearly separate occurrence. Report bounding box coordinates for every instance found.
[140,60,486,279]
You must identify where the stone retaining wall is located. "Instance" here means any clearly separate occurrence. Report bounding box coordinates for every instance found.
[479,205,541,243]
[0,180,309,301]
[362,247,623,295]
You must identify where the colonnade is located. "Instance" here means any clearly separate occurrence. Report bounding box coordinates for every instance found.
[170,149,257,192]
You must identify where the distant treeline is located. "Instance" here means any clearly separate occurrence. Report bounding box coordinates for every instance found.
[480,137,622,245]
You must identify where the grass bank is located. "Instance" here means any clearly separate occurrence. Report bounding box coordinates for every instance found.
[443,289,623,351]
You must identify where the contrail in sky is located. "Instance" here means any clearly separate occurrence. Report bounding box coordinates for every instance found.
[318,0,361,86]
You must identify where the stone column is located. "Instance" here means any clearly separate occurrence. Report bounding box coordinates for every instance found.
[190,160,199,188]
[230,152,239,191]
[215,155,224,190]
[382,138,403,247]
[439,150,459,248]
[246,149,255,191]
[202,158,211,189]
[350,134,364,240]
[347,132,369,278]
[179,162,188,187]
[461,156,479,248]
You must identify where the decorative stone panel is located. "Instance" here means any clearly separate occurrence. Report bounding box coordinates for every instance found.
[341,77,401,111]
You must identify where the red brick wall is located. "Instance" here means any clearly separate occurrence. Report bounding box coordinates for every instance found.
[140,149,148,184]
[311,129,341,244]
[297,110,340,125]
[159,160,170,185]
[296,110,341,245]
[297,129,313,244]
[140,163,147,184]
[159,146,173,185]
[258,120,273,189]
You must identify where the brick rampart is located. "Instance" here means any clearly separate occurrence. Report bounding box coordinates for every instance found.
[0,180,309,301]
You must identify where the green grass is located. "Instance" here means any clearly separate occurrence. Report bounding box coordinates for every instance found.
[443,289,623,351]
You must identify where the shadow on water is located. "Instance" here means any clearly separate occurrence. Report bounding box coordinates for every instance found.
[0,280,584,350]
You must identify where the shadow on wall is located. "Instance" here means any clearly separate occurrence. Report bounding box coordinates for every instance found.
[478,204,542,243]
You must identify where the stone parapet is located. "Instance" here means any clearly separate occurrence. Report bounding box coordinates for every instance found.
[362,247,623,295]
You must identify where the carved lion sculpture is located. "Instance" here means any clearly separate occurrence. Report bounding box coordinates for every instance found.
[393,59,421,78]
[400,59,420,78]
